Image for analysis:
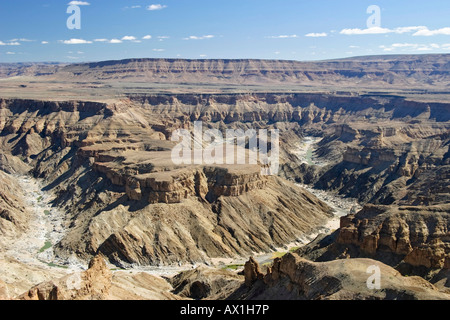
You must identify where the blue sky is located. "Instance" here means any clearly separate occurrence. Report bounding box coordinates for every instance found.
[1,0,450,62]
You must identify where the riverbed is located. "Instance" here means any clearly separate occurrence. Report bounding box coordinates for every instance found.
[3,175,84,272]
[3,136,361,276]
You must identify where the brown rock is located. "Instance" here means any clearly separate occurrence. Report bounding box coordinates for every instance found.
[0,280,10,300]
[170,265,243,300]
[335,204,450,272]
[244,257,264,287]
[236,253,450,300]
[20,255,112,300]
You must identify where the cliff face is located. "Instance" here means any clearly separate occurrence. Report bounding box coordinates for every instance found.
[3,55,449,90]
[0,171,30,239]
[295,120,450,206]
[128,93,450,122]
[92,162,268,204]
[337,205,450,271]
[233,253,450,300]
[296,204,450,288]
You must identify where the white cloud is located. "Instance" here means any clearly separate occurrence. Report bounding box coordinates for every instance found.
[340,25,450,36]
[9,38,34,42]
[147,4,167,11]
[267,35,298,39]
[183,35,215,40]
[199,54,207,58]
[305,33,327,37]
[0,41,20,46]
[94,38,123,44]
[60,39,92,44]
[121,36,137,41]
[142,35,152,40]
[153,49,165,52]
[379,43,442,52]
[413,27,450,36]
[395,26,427,34]
[41,41,49,44]
[416,46,433,51]
[340,27,393,35]
[68,1,90,5]
[6,52,15,55]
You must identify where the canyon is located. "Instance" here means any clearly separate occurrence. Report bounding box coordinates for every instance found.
[0,56,449,300]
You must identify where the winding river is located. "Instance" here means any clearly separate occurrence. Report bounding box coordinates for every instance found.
[5,137,361,275]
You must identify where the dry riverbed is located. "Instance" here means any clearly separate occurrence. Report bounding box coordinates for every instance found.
[1,136,361,281]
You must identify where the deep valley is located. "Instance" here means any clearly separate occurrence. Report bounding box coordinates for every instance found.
[0,56,449,300]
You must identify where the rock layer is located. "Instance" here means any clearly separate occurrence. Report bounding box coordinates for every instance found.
[337,205,450,271]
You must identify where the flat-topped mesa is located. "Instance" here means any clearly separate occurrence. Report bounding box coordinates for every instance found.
[135,167,268,204]
[93,161,268,204]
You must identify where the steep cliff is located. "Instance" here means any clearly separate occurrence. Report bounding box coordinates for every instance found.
[3,55,450,91]
[0,171,30,240]
[297,204,450,287]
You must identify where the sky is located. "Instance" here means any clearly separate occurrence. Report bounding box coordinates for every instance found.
[0,0,450,62]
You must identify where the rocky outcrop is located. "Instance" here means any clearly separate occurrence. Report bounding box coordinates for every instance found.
[244,257,264,287]
[93,162,268,204]
[337,205,450,271]
[20,255,112,300]
[233,254,450,300]
[18,255,182,300]
[170,265,243,300]
[296,204,450,286]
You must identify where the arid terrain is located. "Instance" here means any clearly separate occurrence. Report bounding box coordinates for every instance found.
[0,55,449,300]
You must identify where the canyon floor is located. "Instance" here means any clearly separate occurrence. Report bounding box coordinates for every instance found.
[0,56,449,300]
